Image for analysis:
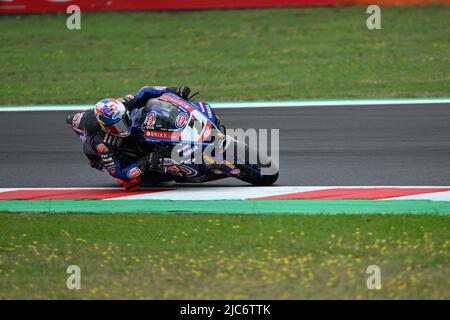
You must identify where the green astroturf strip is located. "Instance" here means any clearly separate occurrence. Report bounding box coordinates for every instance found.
[0,200,449,215]
[1,97,450,108]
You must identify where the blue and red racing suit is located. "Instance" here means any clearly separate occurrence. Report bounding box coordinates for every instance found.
[66,85,190,190]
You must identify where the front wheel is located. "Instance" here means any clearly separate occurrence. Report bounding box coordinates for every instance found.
[236,163,279,186]
[226,139,279,186]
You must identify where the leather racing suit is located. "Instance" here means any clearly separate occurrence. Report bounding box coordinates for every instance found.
[66,85,190,190]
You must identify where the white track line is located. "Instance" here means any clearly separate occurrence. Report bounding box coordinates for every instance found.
[0,188,17,193]
[1,99,449,112]
[212,99,450,109]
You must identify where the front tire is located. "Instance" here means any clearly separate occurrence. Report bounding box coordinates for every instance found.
[236,163,279,186]
[227,140,279,186]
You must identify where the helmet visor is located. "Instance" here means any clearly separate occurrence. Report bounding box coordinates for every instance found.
[104,113,131,137]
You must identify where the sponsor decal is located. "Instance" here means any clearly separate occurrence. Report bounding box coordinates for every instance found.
[144,111,156,129]
[96,143,108,153]
[229,168,241,176]
[176,144,199,159]
[144,130,181,141]
[72,112,83,127]
[163,163,198,178]
[177,164,198,177]
[127,167,142,179]
[205,103,213,119]
[165,165,181,176]
[183,145,199,157]
[160,93,194,112]
[175,113,188,128]
[198,102,206,113]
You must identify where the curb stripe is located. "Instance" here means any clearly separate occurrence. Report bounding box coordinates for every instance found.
[2,187,450,201]
[1,98,450,112]
[0,188,170,200]
[253,187,450,200]
[111,186,329,200]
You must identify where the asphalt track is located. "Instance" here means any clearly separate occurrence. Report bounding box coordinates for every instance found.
[1,103,450,187]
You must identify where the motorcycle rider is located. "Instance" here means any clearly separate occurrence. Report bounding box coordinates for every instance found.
[66,85,191,191]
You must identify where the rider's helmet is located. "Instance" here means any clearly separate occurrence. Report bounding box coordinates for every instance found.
[94,98,131,137]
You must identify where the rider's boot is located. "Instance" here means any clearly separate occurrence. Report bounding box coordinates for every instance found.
[114,177,142,191]
[203,155,240,177]
[219,160,241,177]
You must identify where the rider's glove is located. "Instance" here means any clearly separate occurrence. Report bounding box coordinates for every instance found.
[89,160,103,171]
[138,153,163,171]
[176,86,191,100]
[167,86,191,100]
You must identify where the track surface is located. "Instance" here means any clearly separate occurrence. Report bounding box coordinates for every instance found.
[1,104,450,187]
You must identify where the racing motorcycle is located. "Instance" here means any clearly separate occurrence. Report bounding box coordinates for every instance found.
[119,92,279,186]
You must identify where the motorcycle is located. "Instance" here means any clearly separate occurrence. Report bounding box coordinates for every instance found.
[119,92,279,186]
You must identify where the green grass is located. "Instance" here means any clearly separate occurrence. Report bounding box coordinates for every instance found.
[1,6,450,105]
[0,213,448,299]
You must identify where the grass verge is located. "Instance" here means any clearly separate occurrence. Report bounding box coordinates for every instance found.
[1,6,449,105]
[0,213,448,299]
